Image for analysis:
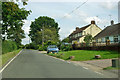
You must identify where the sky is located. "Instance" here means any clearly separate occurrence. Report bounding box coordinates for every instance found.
[21,0,119,45]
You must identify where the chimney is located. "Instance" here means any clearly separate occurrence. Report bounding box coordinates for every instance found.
[76,27,79,30]
[111,20,114,25]
[91,20,95,24]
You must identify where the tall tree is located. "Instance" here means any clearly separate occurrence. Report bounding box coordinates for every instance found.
[29,16,60,44]
[2,1,31,46]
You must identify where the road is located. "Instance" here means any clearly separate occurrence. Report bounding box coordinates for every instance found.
[2,49,118,78]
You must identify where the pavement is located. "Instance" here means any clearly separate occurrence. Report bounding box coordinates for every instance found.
[82,59,119,74]
[82,59,112,68]
[2,49,118,78]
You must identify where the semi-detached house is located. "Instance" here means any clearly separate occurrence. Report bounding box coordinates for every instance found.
[94,21,120,44]
[69,21,102,44]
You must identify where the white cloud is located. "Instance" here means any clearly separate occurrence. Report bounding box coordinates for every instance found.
[22,20,33,45]
[84,16,101,24]
[64,13,72,19]
[100,1,117,10]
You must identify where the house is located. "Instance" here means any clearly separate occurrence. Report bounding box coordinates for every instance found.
[94,20,120,44]
[69,20,102,44]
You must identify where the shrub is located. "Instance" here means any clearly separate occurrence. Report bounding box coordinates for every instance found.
[2,40,17,54]
[60,44,72,51]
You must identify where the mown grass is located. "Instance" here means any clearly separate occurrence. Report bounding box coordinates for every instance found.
[1,49,21,67]
[47,50,119,61]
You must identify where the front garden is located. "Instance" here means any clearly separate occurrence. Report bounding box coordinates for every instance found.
[47,50,119,61]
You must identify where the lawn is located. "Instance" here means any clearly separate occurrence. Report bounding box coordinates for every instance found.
[48,50,119,61]
[1,49,21,67]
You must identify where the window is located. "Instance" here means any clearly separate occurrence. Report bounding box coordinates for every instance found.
[114,36,118,42]
[105,37,109,41]
[101,38,105,43]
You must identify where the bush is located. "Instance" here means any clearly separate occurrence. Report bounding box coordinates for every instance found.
[2,40,17,54]
[38,45,44,51]
[60,44,72,51]
[25,43,39,50]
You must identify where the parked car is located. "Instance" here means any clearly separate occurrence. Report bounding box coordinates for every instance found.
[47,45,59,54]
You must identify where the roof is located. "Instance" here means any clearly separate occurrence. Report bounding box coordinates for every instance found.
[94,23,120,39]
[69,24,91,36]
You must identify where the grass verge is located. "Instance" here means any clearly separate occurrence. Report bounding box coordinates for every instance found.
[47,50,119,61]
[103,66,120,70]
[2,49,21,67]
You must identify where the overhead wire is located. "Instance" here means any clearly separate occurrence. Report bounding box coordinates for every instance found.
[58,0,88,21]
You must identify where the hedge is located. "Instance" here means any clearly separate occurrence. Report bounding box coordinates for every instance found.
[2,40,18,54]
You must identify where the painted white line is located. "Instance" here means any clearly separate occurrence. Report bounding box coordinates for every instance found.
[83,67,89,70]
[95,71,103,75]
[66,61,71,64]
[0,49,23,73]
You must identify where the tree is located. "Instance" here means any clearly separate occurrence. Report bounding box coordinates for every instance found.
[29,16,60,44]
[7,20,25,46]
[2,2,31,46]
[62,37,70,43]
[84,34,93,46]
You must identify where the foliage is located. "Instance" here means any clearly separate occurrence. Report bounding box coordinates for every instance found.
[2,2,31,46]
[62,37,70,43]
[60,44,72,51]
[7,20,25,46]
[38,41,57,51]
[72,41,79,50]
[2,40,18,54]
[25,42,39,50]
[29,16,60,44]
[84,34,93,46]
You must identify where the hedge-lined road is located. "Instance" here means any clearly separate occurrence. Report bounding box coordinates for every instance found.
[2,49,118,78]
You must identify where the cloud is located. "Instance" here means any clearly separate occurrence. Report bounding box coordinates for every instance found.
[100,1,117,10]
[84,16,101,24]
[64,13,72,19]
[22,20,33,45]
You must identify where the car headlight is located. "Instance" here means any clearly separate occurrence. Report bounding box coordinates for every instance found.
[56,49,59,51]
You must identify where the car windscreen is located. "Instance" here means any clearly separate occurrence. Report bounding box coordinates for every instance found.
[48,45,57,48]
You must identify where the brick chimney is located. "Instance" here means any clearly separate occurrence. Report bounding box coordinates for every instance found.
[111,20,114,25]
[76,27,79,30]
[91,20,95,24]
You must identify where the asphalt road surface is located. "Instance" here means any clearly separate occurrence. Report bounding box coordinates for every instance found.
[2,49,118,78]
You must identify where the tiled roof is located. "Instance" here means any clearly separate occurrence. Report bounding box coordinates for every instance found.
[69,24,91,36]
[94,23,120,39]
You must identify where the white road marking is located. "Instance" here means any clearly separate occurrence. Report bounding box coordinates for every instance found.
[0,49,23,73]
[83,67,89,70]
[66,61,71,64]
[95,71,103,75]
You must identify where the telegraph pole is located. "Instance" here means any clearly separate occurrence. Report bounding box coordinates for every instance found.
[42,24,44,47]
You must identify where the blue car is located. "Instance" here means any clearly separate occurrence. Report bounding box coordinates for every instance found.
[47,45,59,54]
